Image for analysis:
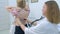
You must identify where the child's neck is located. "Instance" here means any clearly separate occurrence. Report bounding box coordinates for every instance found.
[19,18,27,25]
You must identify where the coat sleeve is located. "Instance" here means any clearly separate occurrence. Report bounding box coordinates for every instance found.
[24,22,47,34]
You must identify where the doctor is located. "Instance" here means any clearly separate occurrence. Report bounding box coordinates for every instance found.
[16,1,60,34]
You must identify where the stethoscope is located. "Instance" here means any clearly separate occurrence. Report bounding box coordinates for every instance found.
[27,16,45,27]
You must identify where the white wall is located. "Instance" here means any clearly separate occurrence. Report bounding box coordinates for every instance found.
[0,0,10,34]
[0,0,10,30]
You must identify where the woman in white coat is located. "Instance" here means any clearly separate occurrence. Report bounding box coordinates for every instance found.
[16,1,60,34]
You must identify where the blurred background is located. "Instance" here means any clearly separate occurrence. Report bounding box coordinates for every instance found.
[0,0,60,34]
